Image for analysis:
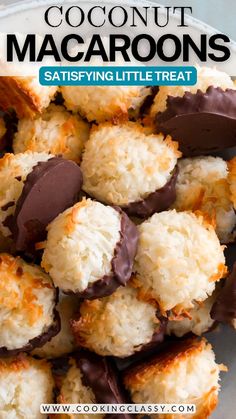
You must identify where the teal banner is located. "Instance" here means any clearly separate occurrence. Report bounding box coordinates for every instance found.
[39,66,197,86]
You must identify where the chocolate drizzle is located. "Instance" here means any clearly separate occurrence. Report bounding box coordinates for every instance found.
[156,86,236,156]
[7,157,83,252]
[211,263,236,324]
[75,350,132,419]
[122,166,178,218]
[73,207,138,299]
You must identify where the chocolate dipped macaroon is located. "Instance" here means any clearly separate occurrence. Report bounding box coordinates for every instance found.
[41,199,138,299]
[0,151,83,252]
[124,337,226,419]
[58,351,131,419]
[33,293,79,359]
[173,156,236,243]
[134,210,227,317]
[0,354,54,419]
[0,151,53,238]
[150,66,236,156]
[211,262,236,328]
[81,122,181,218]
[13,104,90,163]
[71,284,166,358]
[0,253,60,356]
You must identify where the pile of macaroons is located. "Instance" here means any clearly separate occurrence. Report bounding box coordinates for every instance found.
[1,66,236,419]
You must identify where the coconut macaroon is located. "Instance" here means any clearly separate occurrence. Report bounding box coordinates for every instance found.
[0,151,53,238]
[0,253,59,355]
[0,355,54,418]
[58,351,131,419]
[124,338,226,419]
[0,151,83,252]
[134,210,227,316]
[41,199,138,299]
[13,104,90,162]
[150,66,236,156]
[81,122,181,217]
[71,285,166,358]
[60,38,150,123]
[33,294,78,359]
[0,76,57,118]
[58,358,103,419]
[151,66,235,116]
[173,156,236,243]
[61,83,150,123]
[167,293,217,338]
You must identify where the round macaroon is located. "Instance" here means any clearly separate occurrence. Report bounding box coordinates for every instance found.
[150,66,236,156]
[0,151,83,252]
[151,66,235,116]
[0,354,54,419]
[167,293,217,338]
[134,210,227,316]
[0,253,60,355]
[71,284,166,358]
[33,293,79,359]
[61,83,150,123]
[173,156,236,243]
[41,198,138,299]
[124,337,226,419]
[58,351,131,419]
[60,38,151,123]
[0,151,52,238]
[58,357,103,419]
[13,104,90,163]
[81,122,181,218]
[58,358,103,419]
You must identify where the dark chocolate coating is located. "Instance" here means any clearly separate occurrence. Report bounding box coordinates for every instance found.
[211,263,236,324]
[0,110,18,153]
[224,243,236,271]
[0,308,61,357]
[155,86,236,156]
[139,86,159,117]
[139,315,167,352]
[122,166,178,218]
[9,157,83,252]
[51,356,71,376]
[70,207,138,300]
[76,350,132,419]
